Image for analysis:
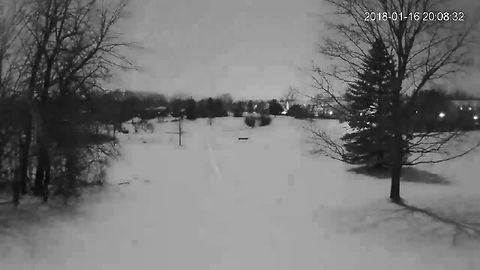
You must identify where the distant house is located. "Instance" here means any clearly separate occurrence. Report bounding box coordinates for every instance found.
[278,99,294,114]
[310,96,349,119]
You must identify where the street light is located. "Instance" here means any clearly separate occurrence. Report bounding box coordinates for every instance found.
[439,112,446,119]
[474,115,479,121]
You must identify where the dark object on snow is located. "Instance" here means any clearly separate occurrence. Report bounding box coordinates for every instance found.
[118,181,130,185]
[259,114,272,126]
[244,115,256,127]
[238,137,249,141]
[268,99,284,116]
[119,128,129,134]
[287,104,314,119]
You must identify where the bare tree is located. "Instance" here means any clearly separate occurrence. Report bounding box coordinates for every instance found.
[312,0,480,202]
[10,0,132,202]
[283,86,298,110]
[0,0,31,205]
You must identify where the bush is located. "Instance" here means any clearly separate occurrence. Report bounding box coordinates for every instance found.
[268,99,284,116]
[244,115,256,127]
[287,104,313,119]
[259,114,272,126]
[185,98,197,120]
[233,110,244,118]
[244,114,272,127]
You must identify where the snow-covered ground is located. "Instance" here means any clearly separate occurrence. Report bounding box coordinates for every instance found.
[1,117,480,269]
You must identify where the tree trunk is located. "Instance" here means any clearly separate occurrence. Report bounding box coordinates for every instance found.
[34,151,44,196]
[390,78,404,203]
[178,117,182,146]
[43,155,51,202]
[390,134,403,203]
[12,169,21,207]
[18,113,32,196]
[64,150,77,203]
[390,166,402,203]
[34,144,49,197]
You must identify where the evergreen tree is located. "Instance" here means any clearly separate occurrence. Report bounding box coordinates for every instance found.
[341,38,396,168]
[268,99,284,116]
[213,98,228,117]
[254,101,267,114]
[233,101,245,117]
[169,98,186,118]
[185,98,197,120]
[287,104,311,119]
[206,97,215,125]
[196,99,208,118]
[247,100,255,114]
[218,94,234,113]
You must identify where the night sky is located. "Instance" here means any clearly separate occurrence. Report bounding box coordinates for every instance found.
[109,0,480,99]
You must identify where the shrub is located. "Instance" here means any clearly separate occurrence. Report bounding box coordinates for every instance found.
[185,98,197,120]
[244,115,256,127]
[287,104,314,119]
[233,110,244,118]
[268,99,284,116]
[259,114,272,126]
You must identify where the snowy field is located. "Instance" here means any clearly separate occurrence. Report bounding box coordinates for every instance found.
[1,116,480,269]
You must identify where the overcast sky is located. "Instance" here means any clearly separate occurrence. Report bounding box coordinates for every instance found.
[108,0,322,99]
[109,0,480,99]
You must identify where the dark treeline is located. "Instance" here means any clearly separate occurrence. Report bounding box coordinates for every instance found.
[322,87,480,132]
[445,89,480,100]
[163,95,286,121]
[0,86,173,204]
[170,96,229,120]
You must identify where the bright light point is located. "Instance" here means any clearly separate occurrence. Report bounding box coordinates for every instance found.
[328,110,333,116]
[469,107,473,111]
[439,112,446,118]
[474,115,479,121]
[460,106,463,111]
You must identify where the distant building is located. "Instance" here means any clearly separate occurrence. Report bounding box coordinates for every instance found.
[278,99,293,113]
[310,96,348,119]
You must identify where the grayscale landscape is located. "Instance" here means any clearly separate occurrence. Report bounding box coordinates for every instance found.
[1,0,480,269]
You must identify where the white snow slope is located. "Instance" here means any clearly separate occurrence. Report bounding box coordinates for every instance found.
[1,117,480,269]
